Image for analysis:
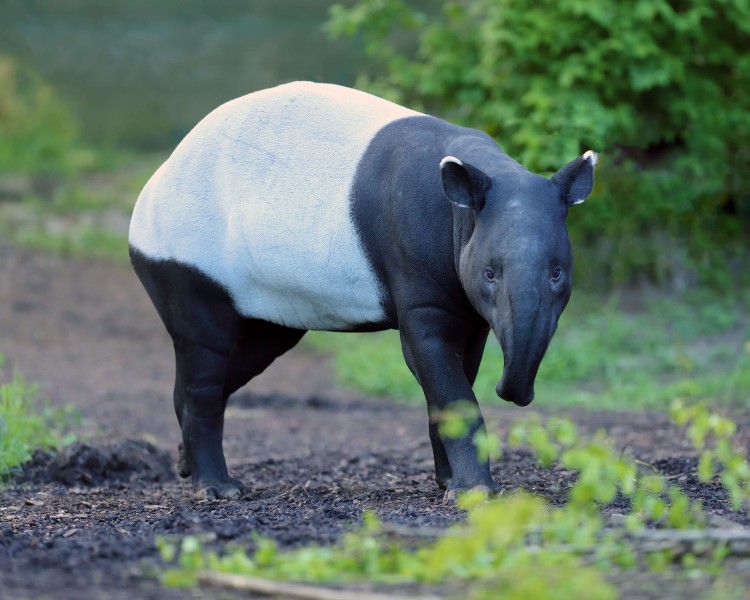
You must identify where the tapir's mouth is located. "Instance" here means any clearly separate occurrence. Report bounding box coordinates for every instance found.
[495,372,535,407]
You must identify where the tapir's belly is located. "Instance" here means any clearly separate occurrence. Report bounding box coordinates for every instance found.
[129,82,418,330]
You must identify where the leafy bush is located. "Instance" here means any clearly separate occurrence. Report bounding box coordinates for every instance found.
[0,55,80,174]
[328,0,750,290]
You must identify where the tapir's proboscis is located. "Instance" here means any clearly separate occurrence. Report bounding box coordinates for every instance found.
[129,82,597,501]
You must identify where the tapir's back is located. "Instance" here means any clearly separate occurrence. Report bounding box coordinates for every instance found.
[129,82,419,330]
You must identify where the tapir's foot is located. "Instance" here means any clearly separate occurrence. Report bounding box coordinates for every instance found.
[442,482,503,505]
[177,442,191,478]
[193,476,249,500]
[435,476,450,490]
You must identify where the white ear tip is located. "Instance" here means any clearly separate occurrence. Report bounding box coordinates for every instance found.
[440,155,463,169]
[582,150,599,166]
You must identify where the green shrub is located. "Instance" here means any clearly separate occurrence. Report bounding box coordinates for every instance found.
[0,55,80,174]
[328,0,750,290]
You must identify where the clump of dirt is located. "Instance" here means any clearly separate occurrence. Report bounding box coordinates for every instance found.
[18,440,174,487]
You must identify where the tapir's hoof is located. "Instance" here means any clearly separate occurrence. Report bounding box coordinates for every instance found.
[194,478,249,500]
[442,483,503,505]
[177,443,191,479]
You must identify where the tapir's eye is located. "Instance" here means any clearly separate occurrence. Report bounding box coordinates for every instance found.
[484,268,495,281]
[551,266,562,282]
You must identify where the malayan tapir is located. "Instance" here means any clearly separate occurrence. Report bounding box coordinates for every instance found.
[129,81,597,501]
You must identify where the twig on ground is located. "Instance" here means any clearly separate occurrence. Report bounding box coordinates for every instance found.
[379,522,462,539]
[379,522,750,559]
[627,528,750,557]
[197,571,441,600]
[633,458,659,472]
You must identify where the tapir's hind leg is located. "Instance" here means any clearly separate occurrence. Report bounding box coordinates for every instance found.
[173,322,304,499]
[222,319,306,400]
[173,338,245,499]
[131,249,303,499]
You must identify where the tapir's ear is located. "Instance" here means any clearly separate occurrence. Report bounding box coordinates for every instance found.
[551,150,598,207]
[440,156,493,210]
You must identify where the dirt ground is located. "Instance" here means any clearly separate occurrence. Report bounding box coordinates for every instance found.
[1,245,749,600]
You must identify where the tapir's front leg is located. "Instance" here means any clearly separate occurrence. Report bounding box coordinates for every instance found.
[401,334,451,489]
[400,311,500,499]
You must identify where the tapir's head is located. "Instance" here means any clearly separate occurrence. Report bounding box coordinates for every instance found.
[440,151,597,407]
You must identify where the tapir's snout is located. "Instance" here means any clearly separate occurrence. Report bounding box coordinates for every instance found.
[496,373,535,407]
[491,290,549,408]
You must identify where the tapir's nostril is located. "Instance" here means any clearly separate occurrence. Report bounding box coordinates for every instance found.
[496,376,535,407]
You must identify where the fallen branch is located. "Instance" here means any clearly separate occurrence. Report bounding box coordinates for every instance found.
[197,571,441,600]
[626,528,750,556]
[379,522,750,559]
[379,522,459,540]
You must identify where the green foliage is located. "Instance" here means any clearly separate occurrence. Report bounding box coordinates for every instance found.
[671,399,750,510]
[0,151,159,263]
[328,0,750,289]
[507,413,706,529]
[13,225,130,263]
[157,402,749,597]
[435,400,479,439]
[0,355,78,477]
[306,288,750,409]
[305,331,419,398]
[0,53,128,177]
[0,188,131,262]
[0,56,81,174]
[159,493,617,598]
[0,54,153,263]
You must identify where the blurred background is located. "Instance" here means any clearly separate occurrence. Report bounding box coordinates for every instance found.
[0,0,365,148]
[0,0,748,411]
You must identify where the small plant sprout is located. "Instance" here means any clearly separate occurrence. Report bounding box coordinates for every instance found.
[0,355,78,478]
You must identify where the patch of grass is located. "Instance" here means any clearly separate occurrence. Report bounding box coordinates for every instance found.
[0,355,78,477]
[0,153,164,262]
[305,331,419,399]
[14,225,129,262]
[305,289,750,410]
[48,184,120,215]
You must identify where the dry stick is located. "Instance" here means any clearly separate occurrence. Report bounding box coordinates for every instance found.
[627,528,750,556]
[379,522,464,539]
[633,458,659,472]
[197,571,441,600]
[379,523,750,558]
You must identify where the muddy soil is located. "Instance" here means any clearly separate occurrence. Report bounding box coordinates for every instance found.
[1,245,749,600]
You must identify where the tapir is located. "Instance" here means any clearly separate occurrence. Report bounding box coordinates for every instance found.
[129,81,597,500]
